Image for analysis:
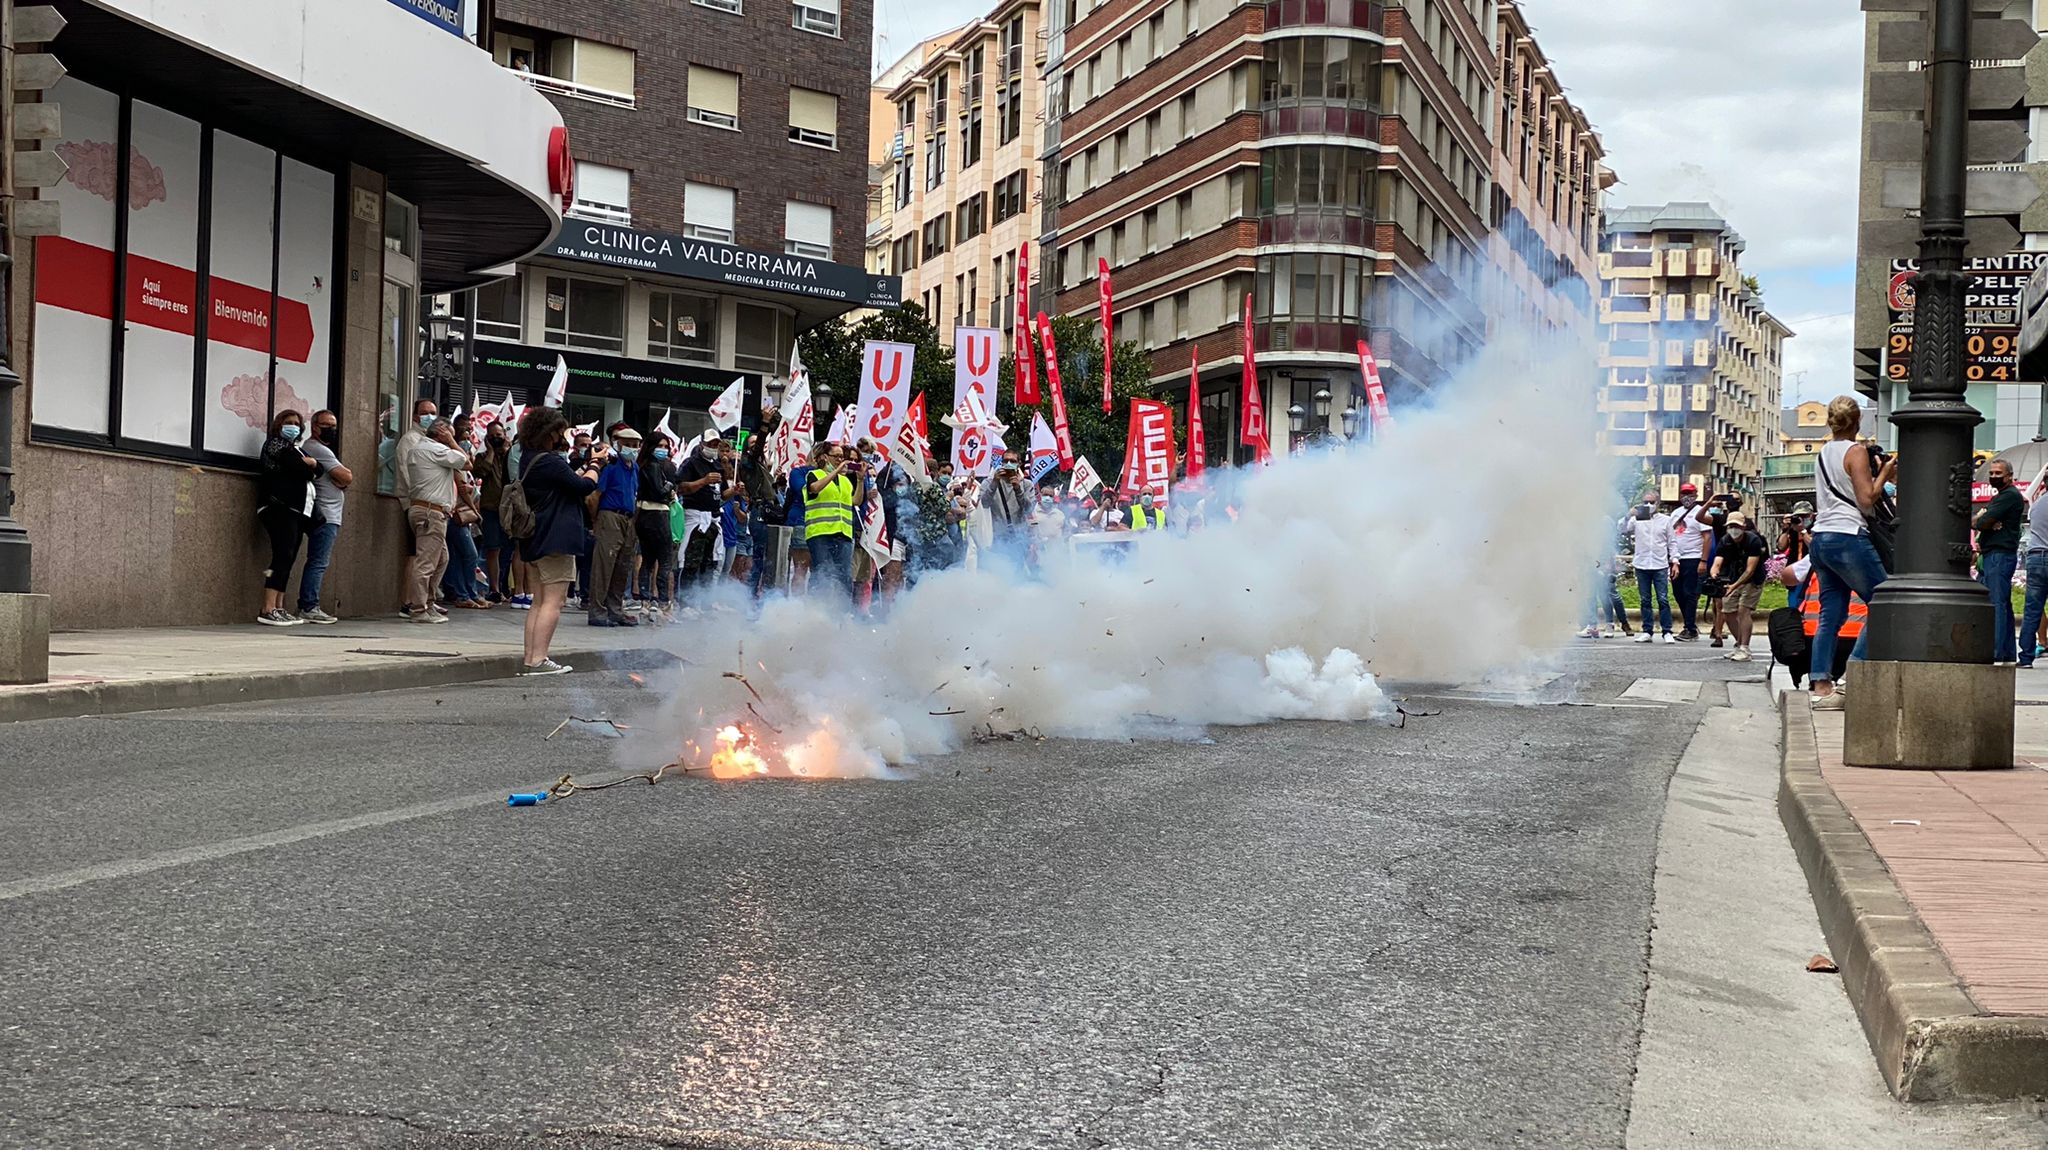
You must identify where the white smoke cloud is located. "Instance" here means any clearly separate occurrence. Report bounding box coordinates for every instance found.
[623,332,1611,777]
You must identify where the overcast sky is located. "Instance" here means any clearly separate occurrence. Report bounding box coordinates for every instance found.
[872,0,1863,405]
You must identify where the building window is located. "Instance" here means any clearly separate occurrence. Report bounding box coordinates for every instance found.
[695,0,743,13]
[998,78,1024,144]
[926,130,948,189]
[683,183,736,242]
[962,106,984,167]
[892,233,917,271]
[543,275,626,352]
[793,0,841,36]
[789,87,840,149]
[734,302,793,374]
[687,66,741,130]
[894,161,914,211]
[956,193,986,241]
[472,275,522,341]
[993,171,1028,223]
[648,290,719,364]
[1261,37,1382,110]
[785,201,834,259]
[31,77,338,467]
[921,216,951,259]
[569,161,631,224]
[496,33,637,107]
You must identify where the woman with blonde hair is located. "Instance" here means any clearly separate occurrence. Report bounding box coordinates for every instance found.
[1807,396,1896,709]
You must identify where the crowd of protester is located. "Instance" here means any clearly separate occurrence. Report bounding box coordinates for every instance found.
[253,400,1225,677]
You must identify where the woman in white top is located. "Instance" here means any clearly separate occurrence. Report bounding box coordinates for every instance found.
[1806,396,1896,709]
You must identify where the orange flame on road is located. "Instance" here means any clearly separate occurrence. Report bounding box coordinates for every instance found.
[706,724,772,779]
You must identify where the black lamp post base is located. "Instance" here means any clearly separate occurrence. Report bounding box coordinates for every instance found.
[1864,579,1995,664]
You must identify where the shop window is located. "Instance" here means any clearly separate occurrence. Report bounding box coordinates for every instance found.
[734,302,793,375]
[793,0,841,36]
[543,275,625,352]
[784,201,833,259]
[648,290,718,364]
[684,183,736,243]
[687,66,741,130]
[789,88,839,150]
[569,162,631,224]
[31,77,337,468]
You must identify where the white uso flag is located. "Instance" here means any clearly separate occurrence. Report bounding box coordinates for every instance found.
[1068,455,1104,497]
[708,376,746,433]
[544,355,569,407]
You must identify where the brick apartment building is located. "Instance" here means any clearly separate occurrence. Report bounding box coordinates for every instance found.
[876,0,1047,346]
[469,0,895,439]
[1040,0,1499,459]
[1487,0,1606,346]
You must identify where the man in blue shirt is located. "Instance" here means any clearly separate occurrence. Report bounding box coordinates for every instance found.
[784,450,816,594]
[588,424,642,627]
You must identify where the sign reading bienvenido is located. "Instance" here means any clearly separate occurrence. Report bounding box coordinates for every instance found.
[549,219,902,310]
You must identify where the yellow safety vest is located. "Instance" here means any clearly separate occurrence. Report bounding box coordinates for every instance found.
[1129,504,1162,530]
[806,474,857,540]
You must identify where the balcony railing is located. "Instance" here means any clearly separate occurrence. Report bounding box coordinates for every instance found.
[1262,0,1384,32]
[1763,454,1816,479]
[510,68,635,109]
[567,202,632,225]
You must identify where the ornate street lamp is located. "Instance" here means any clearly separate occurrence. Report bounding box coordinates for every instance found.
[1286,402,1306,435]
[1340,405,1362,441]
[814,381,835,421]
[1313,386,1332,422]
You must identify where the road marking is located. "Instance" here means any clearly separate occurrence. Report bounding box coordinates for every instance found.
[0,791,504,903]
[1620,678,1705,704]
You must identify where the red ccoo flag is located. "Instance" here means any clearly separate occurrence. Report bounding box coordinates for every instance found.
[1015,244,1039,404]
[1097,257,1114,412]
[1239,293,1270,463]
[1037,312,1076,466]
[1186,346,1206,482]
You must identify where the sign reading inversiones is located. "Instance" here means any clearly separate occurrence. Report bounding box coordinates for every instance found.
[548,219,902,309]
[1885,251,2048,385]
[384,0,464,36]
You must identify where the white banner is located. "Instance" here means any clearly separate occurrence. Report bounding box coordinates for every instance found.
[1028,413,1059,484]
[855,340,915,455]
[772,375,814,476]
[544,354,569,407]
[952,326,1001,477]
[1069,455,1104,498]
[708,375,746,433]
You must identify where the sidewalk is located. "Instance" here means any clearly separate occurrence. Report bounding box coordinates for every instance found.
[1779,684,2048,1101]
[0,610,675,723]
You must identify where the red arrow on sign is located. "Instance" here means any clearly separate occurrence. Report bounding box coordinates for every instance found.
[37,235,318,363]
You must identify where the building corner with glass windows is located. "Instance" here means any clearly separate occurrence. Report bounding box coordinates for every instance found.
[11,0,566,629]
[460,0,894,449]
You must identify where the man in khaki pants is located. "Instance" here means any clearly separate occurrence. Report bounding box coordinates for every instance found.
[404,418,472,622]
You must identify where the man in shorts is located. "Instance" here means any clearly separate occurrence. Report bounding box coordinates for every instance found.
[1709,512,1768,662]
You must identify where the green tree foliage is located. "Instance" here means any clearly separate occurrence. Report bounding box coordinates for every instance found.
[796,304,955,432]
[984,313,1167,480]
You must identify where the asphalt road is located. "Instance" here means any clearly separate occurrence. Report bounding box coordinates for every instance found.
[0,641,2033,1149]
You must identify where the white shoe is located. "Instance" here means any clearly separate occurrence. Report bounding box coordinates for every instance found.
[297,607,338,625]
[1728,649,1752,662]
[1634,633,1652,644]
[412,610,448,624]
[1662,633,1677,644]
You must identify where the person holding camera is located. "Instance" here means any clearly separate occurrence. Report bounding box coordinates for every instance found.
[1808,397,1896,708]
[1668,483,1713,641]
[804,442,861,603]
[1709,512,1767,662]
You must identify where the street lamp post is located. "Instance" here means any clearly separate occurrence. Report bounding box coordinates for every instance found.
[1850,0,2012,771]
[1340,405,1361,442]
[0,246,26,594]
[1867,0,1992,666]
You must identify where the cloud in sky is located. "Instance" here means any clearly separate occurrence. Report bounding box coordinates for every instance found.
[875,0,1865,403]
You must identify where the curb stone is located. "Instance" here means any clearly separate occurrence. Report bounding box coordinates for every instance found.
[1777,690,2048,1101]
[0,646,677,725]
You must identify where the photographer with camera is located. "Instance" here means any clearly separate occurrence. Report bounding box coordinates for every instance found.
[1808,397,1896,709]
[1668,483,1713,641]
[1708,512,1767,662]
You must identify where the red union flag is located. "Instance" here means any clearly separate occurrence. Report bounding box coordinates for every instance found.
[1356,339,1393,435]
[1097,257,1114,412]
[1037,312,1076,466]
[856,339,915,455]
[1239,293,1270,462]
[1015,244,1039,404]
[953,325,1001,476]
[1185,347,1206,482]
[1119,398,1174,498]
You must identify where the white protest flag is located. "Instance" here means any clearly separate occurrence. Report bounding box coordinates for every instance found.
[573,419,599,439]
[544,355,569,407]
[470,392,499,442]
[708,376,746,433]
[859,485,894,571]
[772,375,814,476]
[652,408,682,453]
[1069,455,1104,498]
[509,403,529,434]
[855,340,915,456]
[951,326,1001,477]
[1028,413,1060,485]
[787,339,810,395]
[826,406,856,445]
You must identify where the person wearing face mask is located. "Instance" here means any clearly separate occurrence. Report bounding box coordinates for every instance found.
[256,409,321,626]
[515,407,600,675]
[476,423,512,602]
[635,436,680,613]
[391,398,438,614]
[805,443,861,603]
[1128,489,1164,531]
[676,434,728,598]
[981,458,1032,567]
[1667,483,1712,641]
[438,412,490,610]
[1707,512,1767,661]
[1975,458,2026,664]
[586,426,642,627]
[403,415,473,622]
[2019,473,2048,669]
[292,410,353,624]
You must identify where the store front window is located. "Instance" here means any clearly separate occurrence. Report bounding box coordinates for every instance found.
[375,194,419,495]
[648,289,718,364]
[31,76,338,466]
[733,301,793,375]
